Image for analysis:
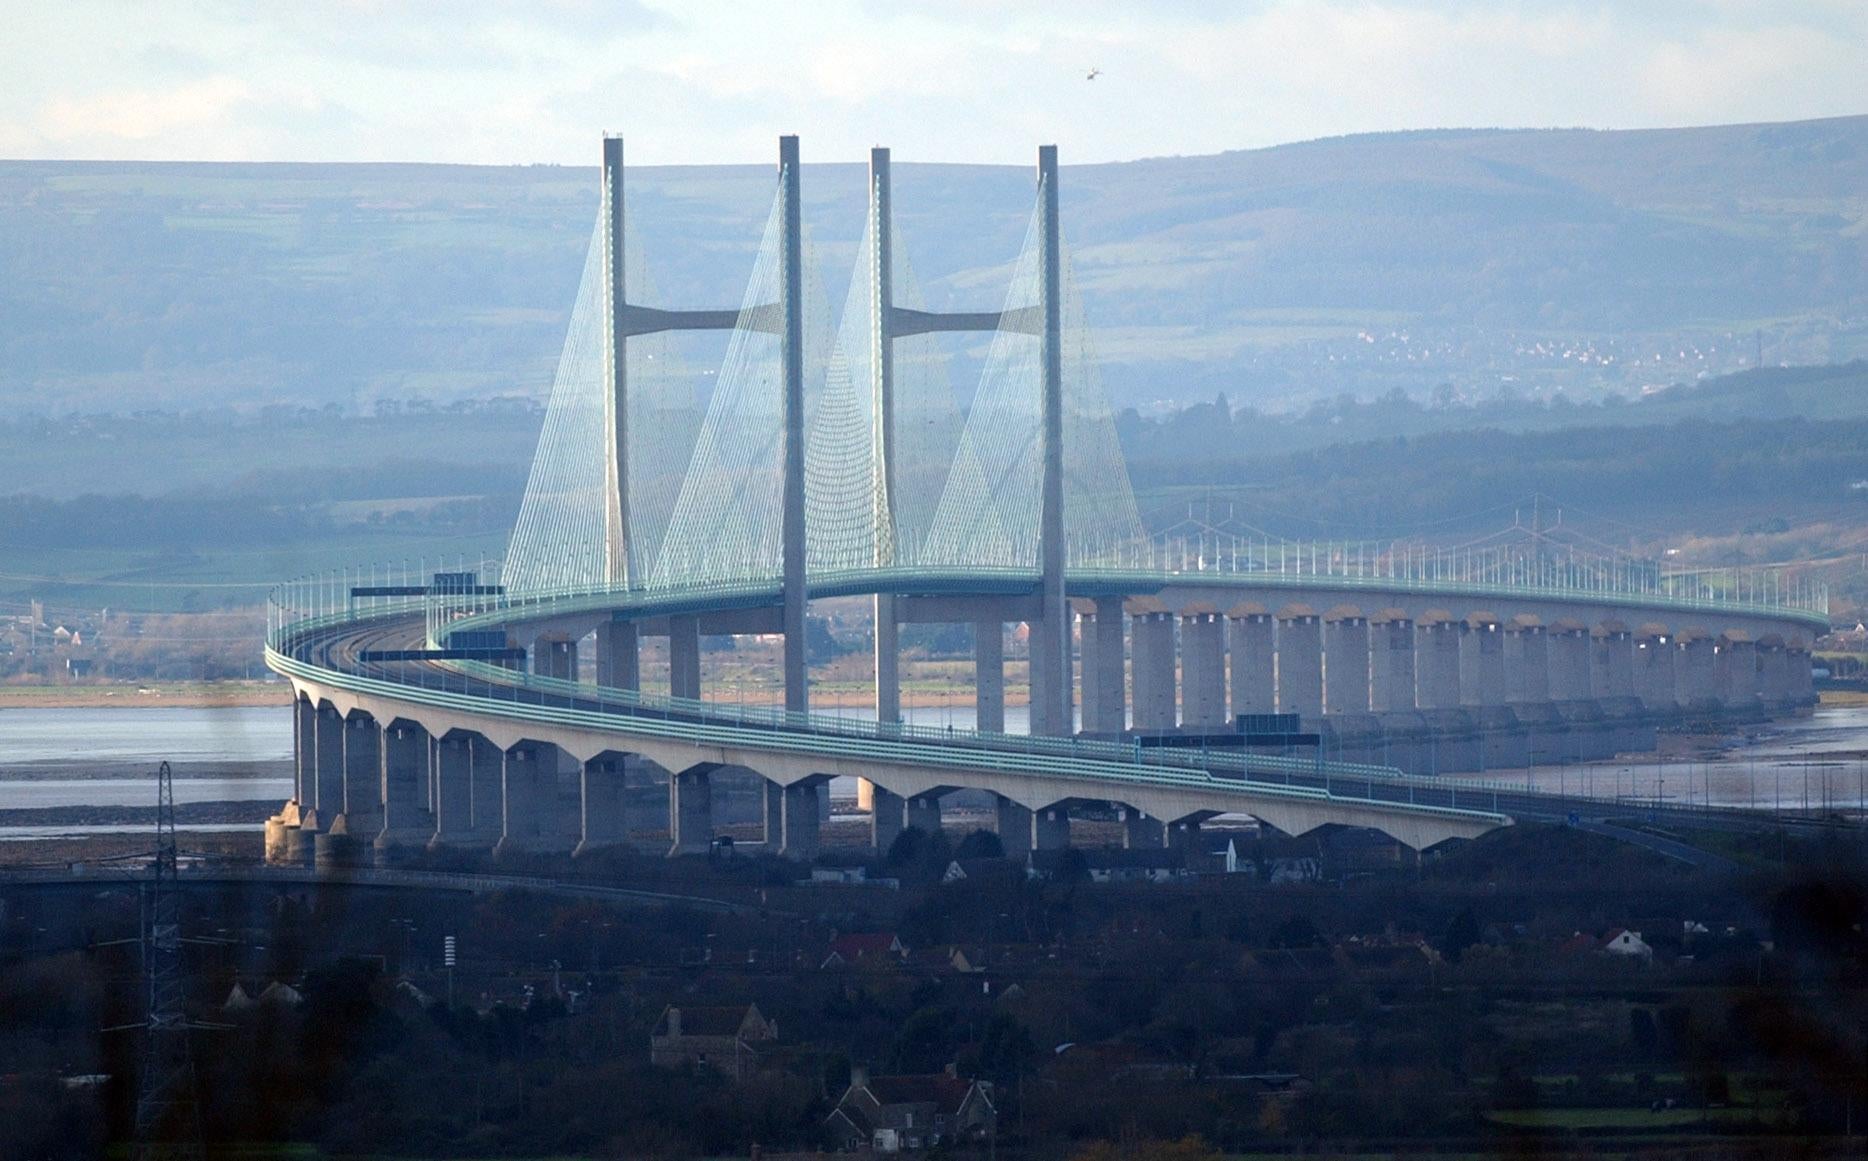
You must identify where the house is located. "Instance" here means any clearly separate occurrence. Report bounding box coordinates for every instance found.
[942,857,1024,886]
[822,932,908,969]
[1025,848,1186,883]
[650,1004,778,1081]
[1600,929,1654,961]
[1189,834,1247,875]
[908,945,984,974]
[811,866,898,888]
[827,1069,996,1153]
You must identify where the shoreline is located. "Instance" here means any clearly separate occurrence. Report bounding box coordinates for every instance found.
[0,759,293,781]
[0,681,289,710]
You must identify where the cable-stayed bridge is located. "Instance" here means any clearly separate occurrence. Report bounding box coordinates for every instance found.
[265,136,1835,867]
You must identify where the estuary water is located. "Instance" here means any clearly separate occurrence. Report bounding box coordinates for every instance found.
[3,702,1865,833]
[1,705,290,767]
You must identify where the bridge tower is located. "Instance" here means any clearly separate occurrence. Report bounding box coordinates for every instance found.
[862,144,1071,734]
[1032,145,1069,736]
[870,147,900,727]
[780,135,808,714]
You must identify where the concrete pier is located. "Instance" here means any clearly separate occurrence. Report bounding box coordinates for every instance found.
[431,734,474,846]
[376,721,432,853]
[596,621,639,690]
[309,703,344,830]
[1132,611,1178,730]
[496,741,562,854]
[905,792,942,837]
[1181,612,1228,729]
[535,636,577,681]
[1370,612,1416,713]
[292,696,314,809]
[1416,617,1462,710]
[468,734,503,843]
[1122,807,1165,848]
[875,594,900,726]
[669,765,714,856]
[975,622,1005,733]
[1718,634,1762,714]
[870,785,905,854]
[776,781,821,859]
[1548,623,1591,702]
[994,795,1033,855]
[1504,621,1549,706]
[1033,805,1071,851]
[1323,611,1370,716]
[341,714,381,835]
[1276,610,1323,720]
[1677,633,1719,711]
[1091,598,1127,733]
[1230,610,1275,718]
[577,754,631,855]
[1634,630,1678,713]
[1462,619,1527,769]
[669,614,702,701]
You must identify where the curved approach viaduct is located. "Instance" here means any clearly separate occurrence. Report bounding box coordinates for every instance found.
[265,135,1825,868]
[265,564,1820,870]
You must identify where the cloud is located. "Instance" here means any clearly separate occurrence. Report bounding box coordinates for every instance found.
[2,1,1865,165]
[41,76,249,143]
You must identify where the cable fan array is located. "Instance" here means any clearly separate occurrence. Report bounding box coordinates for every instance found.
[505,173,1143,595]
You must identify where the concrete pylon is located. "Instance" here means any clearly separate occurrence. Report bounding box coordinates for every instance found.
[1030,144,1069,738]
[1276,611,1323,721]
[601,135,630,585]
[1322,612,1370,715]
[1181,612,1228,729]
[1131,612,1177,730]
[870,147,901,733]
[780,135,808,717]
[1229,610,1275,718]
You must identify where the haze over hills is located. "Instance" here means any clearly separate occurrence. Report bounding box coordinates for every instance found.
[0,115,1864,418]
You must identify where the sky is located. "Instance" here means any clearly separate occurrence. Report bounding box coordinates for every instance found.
[2,1,1865,167]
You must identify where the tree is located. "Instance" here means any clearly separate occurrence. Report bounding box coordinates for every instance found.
[1441,907,1481,963]
[954,829,1004,860]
